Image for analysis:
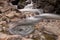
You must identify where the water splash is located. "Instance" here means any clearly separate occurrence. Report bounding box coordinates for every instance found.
[19,9,43,14]
[18,0,43,14]
[34,13,60,19]
[24,0,34,9]
[22,13,60,24]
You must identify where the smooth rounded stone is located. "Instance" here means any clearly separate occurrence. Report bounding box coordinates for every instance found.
[5,11,15,18]
[8,22,34,36]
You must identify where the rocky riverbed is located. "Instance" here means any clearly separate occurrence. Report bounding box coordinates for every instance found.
[0,0,60,40]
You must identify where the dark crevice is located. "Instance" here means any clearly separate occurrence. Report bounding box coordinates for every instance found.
[11,0,20,5]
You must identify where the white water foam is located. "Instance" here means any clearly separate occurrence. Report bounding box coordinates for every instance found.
[18,0,43,14]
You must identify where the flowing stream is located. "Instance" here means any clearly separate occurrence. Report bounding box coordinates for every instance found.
[8,0,59,40]
[24,0,33,9]
[18,0,43,14]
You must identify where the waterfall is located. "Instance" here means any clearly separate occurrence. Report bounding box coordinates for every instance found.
[24,0,34,9]
[18,0,43,14]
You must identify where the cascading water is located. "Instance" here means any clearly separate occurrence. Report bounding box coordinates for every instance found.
[18,0,43,14]
[18,0,60,24]
[8,1,60,40]
[24,0,33,9]
[8,0,44,36]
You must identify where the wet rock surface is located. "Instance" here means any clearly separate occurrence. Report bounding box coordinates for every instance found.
[8,23,34,36]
